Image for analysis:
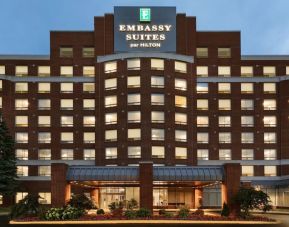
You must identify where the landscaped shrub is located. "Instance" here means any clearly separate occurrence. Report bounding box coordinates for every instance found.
[67,193,96,209]
[127,198,138,210]
[108,201,124,217]
[178,206,190,218]
[221,202,230,217]
[124,210,137,219]
[194,208,204,216]
[158,209,166,216]
[44,206,85,220]
[136,208,151,218]
[44,208,64,220]
[96,208,105,215]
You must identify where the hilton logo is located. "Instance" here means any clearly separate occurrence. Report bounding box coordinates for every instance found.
[139,8,151,22]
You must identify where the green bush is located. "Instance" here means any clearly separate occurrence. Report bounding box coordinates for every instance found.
[221,202,230,217]
[178,206,190,219]
[108,201,124,217]
[68,194,96,209]
[127,198,138,210]
[136,208,151,218]
[96,208,105,215]
[44,206,85,220]
[124,210,137,219]
[44,207,64,220]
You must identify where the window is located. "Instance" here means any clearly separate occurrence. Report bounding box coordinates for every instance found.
[105,147,117,159]
[175,113,187,125]
[83,83,95,93]
[0,80,2,90]
[241,99,254,110]
[241,83,254,94]
[218,48,231,58]
[196,83,208,93]
[60,47,73,58]
[105,95,117,107]
[219,149,231,160]
[61,116,73,127]
[15,66,28,76]
[175,95,187,108]
[152,111,164,123]
[15,99,29,110]
[264,132,276,143]
[175,61,187,73]
[241,66,253,77]
[15,116,28,127]
[218,66,230,77]
[263,66,276,77]
[197,149,209,160]
[82,66,95,77]
[218,116,231,127]
[105,78,117,90]
[61,99,73,110]
[264,166,277,176]
[241,132,254,143]
[16,192,28,203]
[263,83,276,94]
[242,166,254,176]
[151,59,164,70]
[128,93,140,105]
[218,83,231,93]
[84,149,95,160]
[152,129,164,140]
[0,65,5,75]
[84,132,95,143]
[104,61,117,73]
[218,99,231,110]
[82,47,94,58]
[197,116,208,127]
[128,111,141,123]
[15,132,28,143]
[197,99,208,110]
[83,99,95,110]
[242,149,254,160]
[17,166,28,177]
[152,146,165,158]
[60,83,73,93]
[38,132,51,143]
[60,66,73,77]
[16,149,28,160]
[61,149,73,160]
[39,192,51,204]
[175,147,187,159]
[38,83,50,93]
[38,66,50,77]
[264,149,277,160]
[151,76,164,88]
[219,132,231,143]
[197,132,209,143]
[61,132,73,143]
[286,66,289,75]
[175,78,187,90]
[128,146,141,158]
[39,166,51,176]
[263,99,276,110]
[241,116,254,127]
[38,149,51,160]
[127,58,140,70]
[38,99,50,110]
[175,130,187,142]
[83,116,95,127]
[0,97,2,108]
[263,116,276,127]
[105,130,117,141]
[15,83,28,93]
[127,76,140,88]
[196,47,208,58]
[196,66,208,77]
[128,129,141,140]
[105,113,117,124]
[151,94,164,105]
[38,116,50,127]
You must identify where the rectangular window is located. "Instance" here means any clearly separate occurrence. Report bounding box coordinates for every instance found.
[83,66,95,77]
[218,116,231,127]
[241,116,254,127]
[83,83,95,93]
[264,166,277,176]
[196,47,208,58]
[60,47,73,58]
[151,94,164,105]
[15,132,28,143]
[218,66,230,77]
[196,66,208,77]
[197,99,208,110]
[38,66,50,77]
[16,192,28,203]
[38,99,51,110]
[263,116,276,127]
[60,83,73,93]
[15,83,28,93]
[152,146,165,158]
[218,48,231,58]
[197,116,208,127]
[38,192,51,204]
[241,83,254,94]
[61,116,73,127]
[263,66,276,77]
[128,93,141,105]
[127,58,140,70]
[84,149,95,160]
[264,149,276,160]
[197,132,209,143]
[151,59,164,70]
[84,132,95,143]
[196,83,208,93]
[15,99,29,110]
[241,99,254,110]
[0,65,5,75]
[219,132,231,143]
[242,132,254,143]
[38,149,51,160]
[82,47,94,58]
[152,111,164,123]
[175,113,187,125]
[152,129,164,141]
[175,130,187,142]
[60,66,73,77]
[60,99,73,110]
[83,99,95,110]
[175,95,187,108]
[219,149,231,160]
[38,116,51,127]
[241,66,253,77]
[218,83,231,93]
[197,149,209,160]
[128,129,141,140]
[175,147,187,159]
[105,95,117,107]
[242,166,254,176]
[38,83,50,93]
[263,99,276,110]
[61,149,73,160]
[83,116,95,127]
[38,132,51,143]
[128,111,141,123]
[218,99,231,110]
[264,132,276,144]
[105,78,117,90]
[61,132,74,143]
[175,78,187,90]
[16,149,28,160]
[38,166,51,176]
[242,149,254,160]
[151,76,164,88]
[263,83,276,94]
[105,113,117,124]
[104,61,117,73]
[16,66,28,76]
[0,80,2,91]
[175,61,187,73]
[15,116,28,127]
[128,146,141,158]
[105,147,117,159]
[105,130,117,141]
[17,166,28,177]
[286,66,289,75]
[127,76,140,88]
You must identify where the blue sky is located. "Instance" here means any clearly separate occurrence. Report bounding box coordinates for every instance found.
[0,0,288,55]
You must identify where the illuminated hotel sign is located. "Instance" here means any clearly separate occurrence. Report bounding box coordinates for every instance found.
[114,7,176,52]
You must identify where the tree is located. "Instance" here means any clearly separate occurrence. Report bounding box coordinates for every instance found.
[234,187,272,218]
[0,112,19,197]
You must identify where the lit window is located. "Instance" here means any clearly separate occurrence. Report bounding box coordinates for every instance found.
[218,99,231,110]
[15,99,29,110]
[17,166,28,177]
[105,78,117,90]
[197,132,208,143]
[83,116,95,127]
[175,147,187,159]
[196,48,208,58]
[197,99,208,110]
[39,192,51,204]
[61,132,73,143]
[219,149,231,160]
[152,129,164,141]
[104,61,117,73]
[60,66,73,77]
[82,47,94,58]
[264,132,276,144]
[15,132,28,143]
[105,147,117,159]
[61,116,73,127]
[38,132,51,143]
[16,149,28,160]
[15,66,28,76]
[241,66,253,77]
[241,132,254,143]
[263,83,276,94]
[38,116,51,127]
[60,99,73,110]
[151,76,164,88]
[60,83,73,93]
[38,83,50,93]
[286,66,289,75]
[15,116,28,127]
[241,83,254,94]
[38,99,50,110]
[242,166,254,176]
[264,149,276,160]
[0,65,5,75]
[175,61,187,73]
[83,99,95,110]
[175,95,187,108]
[218,66,230,77]
[263,99,276,110]
[175,113,187,125]
[15,83,28,93]
[128,93,140,105]
[219,132,231,143]
[127,76,140,88]
[0,80,2,90]
[128,111,141,123]
[83,83,95,93]
[105,95,117,107]
[263,116,276,127]
[241,149,254,160]
[175,130,187,142]
[105,113,117,124]
[128,146,141,158]
[218,83,231,93]
[152,146,165,158]
[197,149,209,160]
[83,66,95,77]
[16,192,28,203]
[175,78,187,90]
[0,97,2,108]
[241,99,254,110]
[105,130,117,141]
[196,66,208,77]
[264,166,277,176]
[263,66,276,77]
[151,59,164,70]
[151,94,164,105]
[61,149,73,160]
[241,116,254,127]
[152,111,164,123]
[84,149,95,160]
[128,129,141,141]
[218,48,231,58]
[197,116,208,127]
[84,132,95,143]
[38,149,51,160]
[218,116,231,127]
[38,166,51,176]
[38,66,50,77]
[127,58,140,70]
[60,47,73,58]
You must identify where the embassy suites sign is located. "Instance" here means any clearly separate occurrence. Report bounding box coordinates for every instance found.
[114,7,176,52]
